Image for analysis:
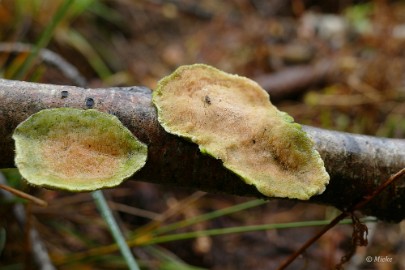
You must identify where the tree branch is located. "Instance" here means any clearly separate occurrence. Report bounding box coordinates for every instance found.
[0,79,404,221]
[255,59,336,101]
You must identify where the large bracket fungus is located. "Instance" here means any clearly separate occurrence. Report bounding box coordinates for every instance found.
[13,108,147,191]
[153,64,329,200]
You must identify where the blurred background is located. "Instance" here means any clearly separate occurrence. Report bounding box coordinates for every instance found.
[0,0,404,269]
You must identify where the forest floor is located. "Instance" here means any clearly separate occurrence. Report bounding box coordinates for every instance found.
[1,1,404,269]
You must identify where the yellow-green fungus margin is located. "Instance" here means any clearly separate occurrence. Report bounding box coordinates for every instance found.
[13,108,147,191]
[153,64,329,200]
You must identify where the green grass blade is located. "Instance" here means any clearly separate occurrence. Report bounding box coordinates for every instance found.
[11,0,76,80]
[153,199,267,235]
[145,246,207,270]
[141,217,377,246]
[59,29,112,79]
[92,190,140,270]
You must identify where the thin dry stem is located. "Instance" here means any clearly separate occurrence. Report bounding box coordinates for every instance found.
[0,183,47,207]
[277,168,405,270]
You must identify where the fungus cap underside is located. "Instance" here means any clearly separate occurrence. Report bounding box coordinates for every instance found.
[153,64,329,200]
[13,108,147,191]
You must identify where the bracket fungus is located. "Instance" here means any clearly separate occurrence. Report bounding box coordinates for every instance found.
[153,64,329,200]
[13,108,147,191]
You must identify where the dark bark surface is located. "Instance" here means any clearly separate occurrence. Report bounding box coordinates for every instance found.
[1,79,404,221]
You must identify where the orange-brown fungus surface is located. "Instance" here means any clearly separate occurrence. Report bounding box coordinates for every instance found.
[153,64,329,200]
[42,132,122,181]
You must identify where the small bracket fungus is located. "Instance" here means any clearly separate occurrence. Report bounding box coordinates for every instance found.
[13,108,147,191]
[153,64,329,200]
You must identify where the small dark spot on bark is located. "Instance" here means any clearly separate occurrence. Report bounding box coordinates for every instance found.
[85,97,95,108]
[252,139,256,144]
[61,90,69,99]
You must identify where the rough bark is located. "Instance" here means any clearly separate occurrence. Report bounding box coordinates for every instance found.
[0,79,404,221]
